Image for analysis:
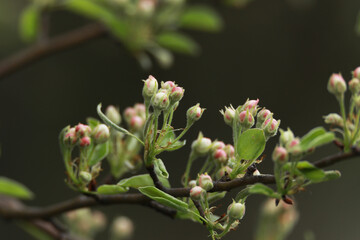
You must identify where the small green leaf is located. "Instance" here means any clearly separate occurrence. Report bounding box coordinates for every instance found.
[158,128,186,152]
[156,32,199,55]
[176,210,202,223]
[0,177,34,200]
[117,174,170,188]
[301,127,326,146]
[139,186,188,211]
[322,170,341,181]
[248,183,280,198]
[59,126,70,156]
[65,0,114,23]
[154,159,169,178]
[17,221,55,240]
[96,184,128,194]
[86,117,100,130]
[296,161,325,182]
[207,191,226,204]
[19,5,40,42]
[88,141,110,166]
[237,129,266,160]
[300,127,334,151]
[180,6,223,32]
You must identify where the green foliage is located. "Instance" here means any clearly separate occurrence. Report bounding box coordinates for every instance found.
[237,129,266,160]
[88,141,110,166]
[0,177,34,200]
[96,184,128,194]
[180,6,223,32]
[19,5,40,42]
[117,174,170,189]
[156,32,199,55]
[300,127,335,151]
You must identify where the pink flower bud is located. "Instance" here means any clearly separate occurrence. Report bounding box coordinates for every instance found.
[75,123,91,137]
[64,127,77,146]
[170,86,184,103]
[186,104,205,125]
[286,138,302,155]
[257,108,272,126]
[213,149,227,164]
[323,113,343,127]
[224,144,235,158]
[92,124,110,144]
[349,78,360,94]
[279,128,295,146]
[272,146,288,163]
[227,201,246,220]
[191,132,212,156]
[262,118,280,138]
[327,73,346,97]
[161,81,176,90]
[130,116,144,132]
[151,92,170,111]
[211,140,225,153]
[188,180,197,188]
[242,99,259,116]
[353,66,360,79]
[105,105,121,125]
[142,75,159,101]
[80,136,91,147]
[123,107,137,124]
[197,174,213,191]
[221,106,236,126]
[215,166,232,179]
[238,110,255,129]
[190,186,205,200]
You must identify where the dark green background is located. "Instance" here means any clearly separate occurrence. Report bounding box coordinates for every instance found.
[1,0,360,239]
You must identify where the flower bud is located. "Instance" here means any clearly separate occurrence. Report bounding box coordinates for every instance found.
[105,105,121,125]
[191,132,212,156]
[215,166,232,179]
[170,86,184,103]
[129,116,144,132]
[92,124,110,144]
[227,201,246,220]
[210,140,225,152]
[220,106,236,126]
[134,103,146,119]
[353,66,360,79]
[123,107,136,124]
[262,118,280,138]
[238,110,255,130]
[354,96,360,109]
[349,78,360,94]
[79,136,91,147]
[75,123,91,137]
[286,138,302,155]
[111,216,134,240]
[279,128,295,147]
[224,144,235,158]
[197,174,213,191]
[213,149,228,164]
[323,113,343,127]
[272,146,288,164]
[151,92,170,111]
[190,186,205,200]
[188,180,197,188]
[142,75,158,102]
[64,127,77,146]
[186,104,205,125]
[242,99,259,116]
[79,171,92,184]
[161,81,176,90]
[257,108,272,126]
[327,73,346,97]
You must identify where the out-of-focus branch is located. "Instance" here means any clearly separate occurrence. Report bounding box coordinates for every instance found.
[0,23,107,80]
[0,150,358,221]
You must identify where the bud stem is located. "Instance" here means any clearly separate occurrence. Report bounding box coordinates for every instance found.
[339,97,351,152]
[63,149,80,185]
[183,152,198,187]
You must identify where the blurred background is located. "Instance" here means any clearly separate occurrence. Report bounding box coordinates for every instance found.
[1,0,360,239]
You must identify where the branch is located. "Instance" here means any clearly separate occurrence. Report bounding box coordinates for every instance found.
[0,23,107,80]
[0,150,358,221]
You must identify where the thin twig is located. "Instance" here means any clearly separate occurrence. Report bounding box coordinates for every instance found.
[0,23,107,80]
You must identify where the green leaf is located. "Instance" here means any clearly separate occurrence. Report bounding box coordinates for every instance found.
[88,141,110,166]
[179,6,223,32]
[0,177,34,200]
[19,5,40,42]
[154,159,169,178]
[65,0,114,23]
[300,127,334,151]
[17,221,55,240]
[156,32,199,55]
[117,174,170,188]
[97,103,144,145]
[59,126,70,156]
[237,129,266,160]
[158,128,186,152]
[176,210,202,223]
[207,191,226,204]
[322,170,341,182]
[86,117,100,130]
[138,186,188,211]
[96,184,128,194]
[296,161,325,182]
[248,183,280,198]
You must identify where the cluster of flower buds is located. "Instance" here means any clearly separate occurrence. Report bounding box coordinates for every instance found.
[323,113,343,127]
[64,123,110,148]
[123,103,146,132]
[273,128,302,163]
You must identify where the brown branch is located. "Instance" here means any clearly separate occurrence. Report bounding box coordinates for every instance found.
[0,150,358,221]
[0,23,107,80]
